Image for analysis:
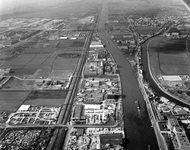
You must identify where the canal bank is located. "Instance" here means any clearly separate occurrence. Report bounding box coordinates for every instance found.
[98,2,159,150]
[141,37,190,108]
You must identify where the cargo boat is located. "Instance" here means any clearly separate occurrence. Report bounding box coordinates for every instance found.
[135,101,141,110]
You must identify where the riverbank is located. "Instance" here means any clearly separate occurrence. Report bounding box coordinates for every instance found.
[141,37,190,108]
[98,2,159,150]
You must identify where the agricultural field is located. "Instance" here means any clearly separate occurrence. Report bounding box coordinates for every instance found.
[146,36,190,76]
[2,77,35,90]
[57,39,85,49]
[53,57,79,70]
[109,31,132,37]
[23,99,65,106]
[0,91,30,112]
[27,90,68,100]
[159,54,190,75]
[134,26,157,35]
[158,38,190,75]
[49,70,73,80]
[1,53,50,69]
[34,40,60,48]
[2,73,71,90]
[0,49,80,78]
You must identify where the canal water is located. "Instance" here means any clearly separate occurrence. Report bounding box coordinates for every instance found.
[98,2,159,150]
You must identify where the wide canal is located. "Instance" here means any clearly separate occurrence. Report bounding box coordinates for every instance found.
[97,2,159,150]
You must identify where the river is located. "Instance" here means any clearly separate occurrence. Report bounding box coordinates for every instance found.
[98,2,159,150]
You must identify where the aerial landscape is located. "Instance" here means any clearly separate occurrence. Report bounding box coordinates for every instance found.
[1,0,190,150]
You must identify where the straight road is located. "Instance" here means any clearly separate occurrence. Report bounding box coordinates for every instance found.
[98,2,159,150]
[58,30,93,124]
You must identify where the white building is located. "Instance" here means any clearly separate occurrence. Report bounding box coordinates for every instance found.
[84,104,101,110]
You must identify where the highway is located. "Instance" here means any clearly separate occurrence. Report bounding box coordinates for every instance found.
[97,2,159,150]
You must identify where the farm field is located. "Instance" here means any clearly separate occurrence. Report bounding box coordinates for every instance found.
[109,32,132,37]
[2,77,34,90]
[0,91,30,112]
[53,57,79,70]
[27,90,68,100]
[159,54,190,75]
[23,98,65,106]
[57,39,85,49]
[0,49,80,78]
[158,38,190,75]
[146,36,190,76]
[49,70,73,80]
[134,26,157,35]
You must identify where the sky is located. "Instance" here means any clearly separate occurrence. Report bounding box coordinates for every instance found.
[0,0,67,16]
[0,0,189,17]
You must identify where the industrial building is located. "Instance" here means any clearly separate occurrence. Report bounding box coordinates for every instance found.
[89,40,104,48]
[167,116,190,150]
[83,61,103,76]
